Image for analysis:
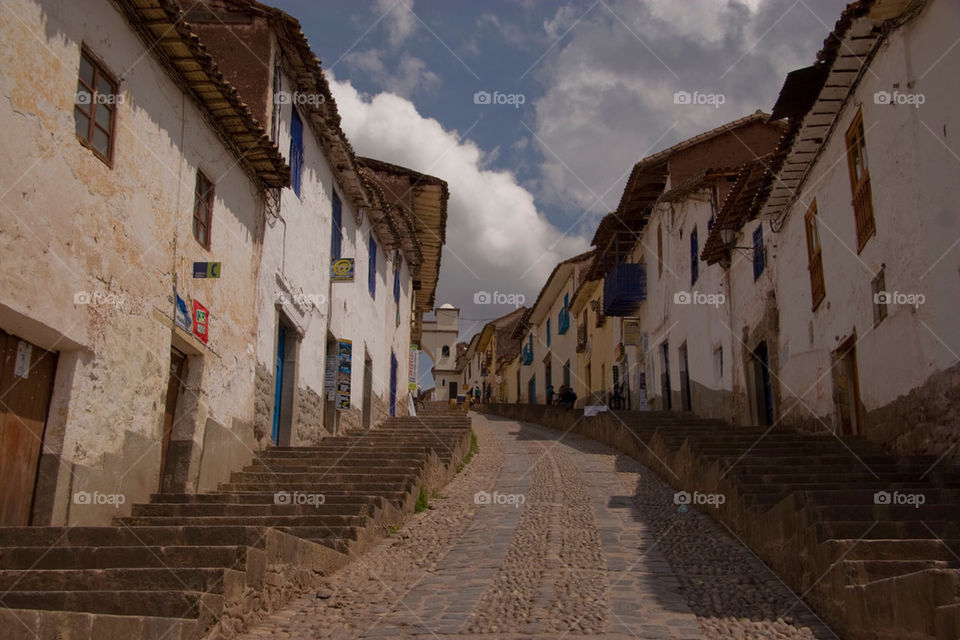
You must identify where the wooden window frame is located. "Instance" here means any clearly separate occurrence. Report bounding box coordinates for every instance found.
[845,108,875,252]
[804,200,825,310]
[193,171,214,250]
[74,47,118,166]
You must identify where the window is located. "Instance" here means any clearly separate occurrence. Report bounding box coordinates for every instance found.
[441,345,450,358]
[872,268,887,326]
[393,259,401,305]
[331,190,342,260]
[845,108,875,251]
[290,109,304,197]
[690,226,699,286]
[804,201,825,310]
[546,318,551,347]
[713,346,724,381]
[368,235,377,298]
[752,224,765,280]
[193,171,214,249]
[74,49,118,163]
[657,223,664,277]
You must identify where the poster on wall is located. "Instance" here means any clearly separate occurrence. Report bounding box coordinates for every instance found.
[174,292,192,332]
[324,354,338,400]
[408,345,418,391]
[192,300,209,344]
[336,339,352,410]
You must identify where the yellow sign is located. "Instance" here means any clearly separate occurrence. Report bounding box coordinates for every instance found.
[331,258,354,281]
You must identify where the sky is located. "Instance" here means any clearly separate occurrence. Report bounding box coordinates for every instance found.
[269,0,850,345]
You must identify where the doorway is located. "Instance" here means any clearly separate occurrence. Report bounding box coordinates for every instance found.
[528,375,536,405]
[448,380,457,402]
[362,352,373,429]
[752,341,774,426]
[833,337,862,435]
[660,342,672,410]
[0,330,57,525]
[272,324,286,444]
[324,335,338,434]
[160,348,186,490]
[679,342,692,411]
[272,321,297,445]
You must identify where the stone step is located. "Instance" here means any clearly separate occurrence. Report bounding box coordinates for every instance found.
[115,517,365,535]
[132,502,375,518]
[0,567,243,593]
[149,492,392,506]
[217,481,416,494]
[0,545,248,570]
[0,526,265,549]
[807,504,960,523]
[811,520,960,541]
[228,471,418,483]
[0,608,199,640]
[0,589,223,622]
[818,538,960,562]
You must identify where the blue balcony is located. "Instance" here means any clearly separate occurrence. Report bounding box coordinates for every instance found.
[557,308,570,335]
[603,262,647,316]
[521,342,534,366]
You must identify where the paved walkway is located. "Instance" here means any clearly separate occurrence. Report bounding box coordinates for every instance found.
[236,413,834,640]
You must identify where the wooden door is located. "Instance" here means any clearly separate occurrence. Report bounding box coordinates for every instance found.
[160,348,186,490]
[0,330,57,525]
[833,339,861,435]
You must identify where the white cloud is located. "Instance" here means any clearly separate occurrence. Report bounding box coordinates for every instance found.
[376,0,418,47]
[529,0,846,216]
[344,49,440,97]
[329,76,589,325]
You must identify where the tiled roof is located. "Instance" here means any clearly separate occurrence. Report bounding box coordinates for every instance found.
[115,0,289,187]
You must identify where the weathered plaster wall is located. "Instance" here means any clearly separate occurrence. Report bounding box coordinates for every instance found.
[0,0,262,524]
[772,0,960,453]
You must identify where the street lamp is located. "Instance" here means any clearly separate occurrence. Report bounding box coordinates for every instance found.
[720,227,755,258]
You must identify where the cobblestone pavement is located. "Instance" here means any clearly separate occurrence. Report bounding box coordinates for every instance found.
[235,413,837,640]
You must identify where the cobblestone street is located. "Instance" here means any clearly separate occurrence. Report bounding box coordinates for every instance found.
[237,414,835,639]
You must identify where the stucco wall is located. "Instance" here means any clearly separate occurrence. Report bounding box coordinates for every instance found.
[1,0,263,524]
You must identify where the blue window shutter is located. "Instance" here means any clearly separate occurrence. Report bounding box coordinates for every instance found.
[546,319,551,347]
[690,227,699,286]
[368,235,377,298]
[753,225,765,280]
[331,190,342,260]
[290,109,303,197]
[393,259,401,304]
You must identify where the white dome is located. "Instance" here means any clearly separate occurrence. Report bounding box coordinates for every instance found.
[439,303,454,309]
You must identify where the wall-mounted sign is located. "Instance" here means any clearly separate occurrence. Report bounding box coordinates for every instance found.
[331,258,354,282]
[324,354,337,400]
[174,293,192,332]
[192,300,209,344]
[623,319,641,345]
[408,346,418,391]
[14,341,31,379]
[193,262,222,278]
[336,339,352,410]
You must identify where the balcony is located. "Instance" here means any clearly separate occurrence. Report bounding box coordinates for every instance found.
[521,343,534,366]
[557,308,570,335]
[603,262,647,316]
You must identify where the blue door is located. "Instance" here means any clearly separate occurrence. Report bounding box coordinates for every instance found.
[389,351,398,417]
[272,324,285,443]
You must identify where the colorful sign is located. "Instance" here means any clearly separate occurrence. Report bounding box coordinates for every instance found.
[174,293,192,332]
[192,262,222,278]
[192,300,209,344]
[331,258,354,282]
[408,346,418,391]
[336,339,352,410]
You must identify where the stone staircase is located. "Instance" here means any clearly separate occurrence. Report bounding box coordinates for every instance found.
[0,411,471,640]
[479,404,960,640]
